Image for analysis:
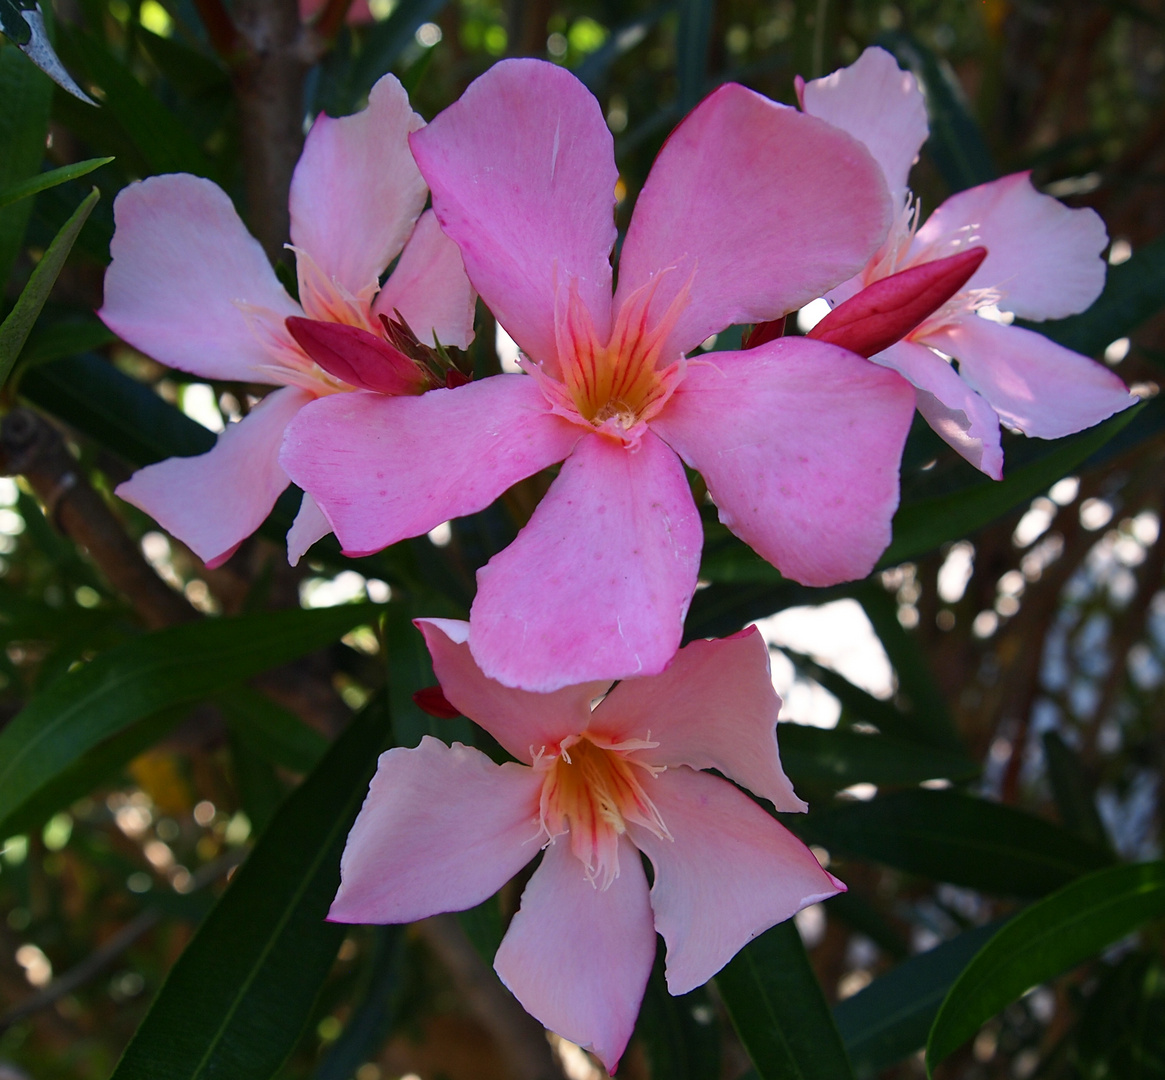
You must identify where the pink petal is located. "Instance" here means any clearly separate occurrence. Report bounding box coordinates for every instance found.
[651,339,914,586]
[410,59,617,374]
[280,376,580,556]
[285,317,431,395]
[287,492,333,566]
[913,172,1108,320]
[116,386,310,567]
[924,317,1136,440]
[373,209,477,350]
[494,835,655,1073]
[799,46,929,197]
[99,174,299,382]
[468,430,702,692]
[289,74,427,302]
[874,340,1004,479]
[416,618,609,763]
[595,626,805,812]
[628,766,843,995]
[329,737,543,924]
[615,84,891,360]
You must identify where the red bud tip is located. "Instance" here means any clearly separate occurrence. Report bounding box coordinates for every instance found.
[807,246,988,358]
[413,685,462,719]
[286,317,432,396]
[445,367,472,389]
[742,315,786,350]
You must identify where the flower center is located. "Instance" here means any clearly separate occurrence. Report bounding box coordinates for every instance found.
[537,734,670,889]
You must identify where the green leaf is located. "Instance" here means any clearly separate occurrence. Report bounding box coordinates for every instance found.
[1033,231,1165,358]
[779,724,978,795]
[675,0,714,111]
[0,186,98,387]
[110,695,391,1080]
[350,0,450,105]
[883,404,1144,565]
[14,314,115,367]
[1042,731,1110,851]
[718,919,854,1080]
[0,42,52,288]
[1,2,94,101]
[927,861,1165,1074]
[795,790,1113,898]
[834,920,1006,1079]
[0,604,379,836]
[219,685,329,774]
[878,30,996,191]
[636,947,720,1080]
[0,155,111,208]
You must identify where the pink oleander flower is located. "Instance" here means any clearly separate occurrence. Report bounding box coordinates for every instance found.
[99,75,475,568]
[330,619,842,1072]
[797,46,1136,479]
[282,58,916,692]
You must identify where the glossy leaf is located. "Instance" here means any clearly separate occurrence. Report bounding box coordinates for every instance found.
[0,604,379,836]
[794,790,1112,898]
[0,186,99,387]
[927,861,1165,1073]
[883,405,1143,566]
[110,695,391,1080]
[718,919,855,1080]
[834,920,1006,1079]
[0,155,111,208]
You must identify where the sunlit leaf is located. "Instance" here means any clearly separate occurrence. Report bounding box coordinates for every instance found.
[0,155,111,208]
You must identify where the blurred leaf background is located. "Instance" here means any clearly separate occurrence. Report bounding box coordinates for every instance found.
[2,0,1165,1078]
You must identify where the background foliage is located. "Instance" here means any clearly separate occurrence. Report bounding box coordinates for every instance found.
[1,0,1165,1078]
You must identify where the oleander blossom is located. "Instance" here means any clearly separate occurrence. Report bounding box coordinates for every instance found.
[329,619,842,1072]
[99,74,475,567]
[282,58,916,692]
[798,46,1135,479]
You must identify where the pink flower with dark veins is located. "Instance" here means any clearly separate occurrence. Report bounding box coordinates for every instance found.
[99,75,475,567]
[282,58,916,692]
[797,46,1136,479]
[329,619,842,1073]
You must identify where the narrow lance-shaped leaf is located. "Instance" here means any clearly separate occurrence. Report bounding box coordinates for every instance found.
[0,155,112,209]
[0,186,99,388]
[110,694,392,1080]
[718,919,855,1080]
[927,861,1165,1074]
[0,604,380,836]
[0,0,94,101]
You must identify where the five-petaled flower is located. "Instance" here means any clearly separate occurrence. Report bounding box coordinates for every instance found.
[329,619,842,1073]
[282,58,917,692]
[99,74,475,568]
[797,46,1135,479]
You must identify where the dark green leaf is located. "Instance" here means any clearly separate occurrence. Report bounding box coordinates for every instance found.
[0,155,111,208]
[718,919,854,1080]
[1042,731,1110,851]
[824,891,908,961]
[219,685,329,774]
[576,5,668,91]
[1069,949,1165,1078]
[878,30,996,191]
[350,0,449,105]
[0,42,52,288]
[0,186,99,387]
[110,695,391,1080]
[927,861,1165,1073]
[779,724,977,795]
[456,895,505,962]
[636,946,720,1080]
[675,0,714,111]
[14,314,115,367]
[795,790,1113,898]
[834,920,1005,1079]
[0,604,379,836]
[883,404,1143,565]
[2,3,93,101]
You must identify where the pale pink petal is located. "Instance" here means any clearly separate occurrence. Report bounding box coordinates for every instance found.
[280,377,581,556]
[416,619,609,763]
[116,386,311,567]
[410,59,617,374]
[468,430,702,692]
[329,737,543,924]
[99,174,299,382]
[615,84,891,360]
[628,766,843,996]
[595,626,804,812]
[494,835,655,1073]
[287,492,333,566]
[912,172,1108,320]
[874,340,1004,479]
[800,46,929,198]
[651,339,914,586]
[289,74,427,301]
[924,317,1136,440]
[373,209,477,350]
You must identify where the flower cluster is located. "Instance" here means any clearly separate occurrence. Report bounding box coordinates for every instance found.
[99,46,1133,1072]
